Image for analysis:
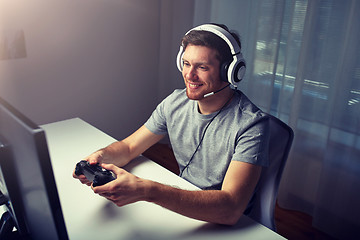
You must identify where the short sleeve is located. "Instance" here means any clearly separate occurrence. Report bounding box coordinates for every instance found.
[144,97,168,135]
[232,118,270,167]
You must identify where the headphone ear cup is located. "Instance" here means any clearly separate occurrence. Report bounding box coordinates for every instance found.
[234,61,246,82]
[176,46,185,72]
[220,61,230,83]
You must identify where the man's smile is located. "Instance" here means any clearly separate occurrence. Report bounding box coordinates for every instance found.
[187,82,204,89]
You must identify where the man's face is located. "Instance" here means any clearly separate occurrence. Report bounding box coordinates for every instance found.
[182,45,225,100]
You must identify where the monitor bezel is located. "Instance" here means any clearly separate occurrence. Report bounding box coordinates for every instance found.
[0,97,68,240]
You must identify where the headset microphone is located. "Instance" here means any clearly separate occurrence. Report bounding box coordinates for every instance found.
[203,84,230,98]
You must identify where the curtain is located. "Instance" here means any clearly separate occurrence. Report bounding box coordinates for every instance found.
[193,0,360,239]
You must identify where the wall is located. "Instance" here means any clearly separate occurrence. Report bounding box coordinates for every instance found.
[156,0,195,102]
[0,0,161,140]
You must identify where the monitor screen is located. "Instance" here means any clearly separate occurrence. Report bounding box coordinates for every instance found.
[0,97,68,240]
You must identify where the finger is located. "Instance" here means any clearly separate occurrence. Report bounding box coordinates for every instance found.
[100,163,117,170]
[99,192,113,198]
[101,163,125,176]
[74,172,86,180]
[73,171,84,180]
[90,151,104,165]
[91,183,111,194]
[73,172,91,185]
[79,178,91,185]
[83,150,104,165]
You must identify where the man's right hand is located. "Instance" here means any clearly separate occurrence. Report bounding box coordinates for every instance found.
[72,149,105,185]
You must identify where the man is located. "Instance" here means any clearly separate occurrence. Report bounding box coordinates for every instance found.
[74,23,270,225]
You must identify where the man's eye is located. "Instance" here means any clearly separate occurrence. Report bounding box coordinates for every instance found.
[183,61,190,67]
[199,66,208,71]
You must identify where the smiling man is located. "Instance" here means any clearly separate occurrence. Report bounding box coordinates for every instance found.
[182,44,233,114]
[74,23,270,225]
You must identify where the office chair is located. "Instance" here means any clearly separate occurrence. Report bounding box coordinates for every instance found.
[246,115,294,231]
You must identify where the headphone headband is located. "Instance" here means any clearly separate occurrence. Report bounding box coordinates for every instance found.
[176,24,246,87]
[186,24,241,56]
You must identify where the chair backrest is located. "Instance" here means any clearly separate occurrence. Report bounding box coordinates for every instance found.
[246,115,294,231]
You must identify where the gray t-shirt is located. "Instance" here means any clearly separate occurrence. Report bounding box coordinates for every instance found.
[145,89,270,190]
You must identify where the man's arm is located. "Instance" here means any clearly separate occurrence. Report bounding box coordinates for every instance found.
[86,125,164,167]
[73,125,164,184]
[93,160,262,225]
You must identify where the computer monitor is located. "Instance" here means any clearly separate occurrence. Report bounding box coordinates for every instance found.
[0,97,68,240]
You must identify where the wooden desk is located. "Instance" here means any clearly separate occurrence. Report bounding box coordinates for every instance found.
[40,118,285,240]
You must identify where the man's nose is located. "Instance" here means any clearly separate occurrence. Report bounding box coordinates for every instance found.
[186,68,198,80]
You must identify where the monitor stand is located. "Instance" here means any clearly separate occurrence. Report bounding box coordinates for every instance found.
[0,211,18,240]
[0,211,29,240]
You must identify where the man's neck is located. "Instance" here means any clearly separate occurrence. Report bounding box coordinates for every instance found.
[197,87,234,115]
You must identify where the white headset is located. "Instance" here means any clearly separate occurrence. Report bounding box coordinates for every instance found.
[176,24,246,88]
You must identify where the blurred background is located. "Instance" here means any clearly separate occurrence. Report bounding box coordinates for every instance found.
[1,0,359,239]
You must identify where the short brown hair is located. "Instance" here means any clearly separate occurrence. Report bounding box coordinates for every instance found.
[181,24,241,65]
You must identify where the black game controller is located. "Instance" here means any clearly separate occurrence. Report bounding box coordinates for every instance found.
[75,160,116,187]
